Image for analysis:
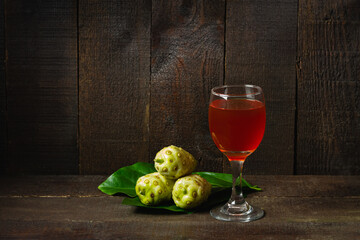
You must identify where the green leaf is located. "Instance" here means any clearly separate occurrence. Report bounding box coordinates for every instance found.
[195,171,262,191]
[98,162,156,197]
[98,162,262,213]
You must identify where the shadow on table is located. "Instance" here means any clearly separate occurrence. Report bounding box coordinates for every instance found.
[131,187,260,215]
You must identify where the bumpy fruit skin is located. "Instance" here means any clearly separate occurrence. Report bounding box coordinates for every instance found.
[154,145,197,179]
[172,174,211,209]
[135,172,175,205]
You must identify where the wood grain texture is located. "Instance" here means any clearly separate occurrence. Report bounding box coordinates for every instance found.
[297,0,360,174]
[151,0,224,173]
[0,175,106,197]
[79,0,151,174]
[1,0,360,176]
[225,0,298,174]
[1,197,359,240]
[0,175,358,197]
[0,0,6,173]
[0,176,359,239]
[4,0,78,174]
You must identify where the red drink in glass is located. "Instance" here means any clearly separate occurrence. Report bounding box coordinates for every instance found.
[208,85,265,222]
[209,98,266,161]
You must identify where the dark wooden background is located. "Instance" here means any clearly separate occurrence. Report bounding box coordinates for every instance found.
[0,0,359,175]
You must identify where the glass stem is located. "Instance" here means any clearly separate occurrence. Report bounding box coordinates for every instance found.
[229,160,245,205]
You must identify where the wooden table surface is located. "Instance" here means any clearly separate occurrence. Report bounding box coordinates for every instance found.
[0,175,359,239]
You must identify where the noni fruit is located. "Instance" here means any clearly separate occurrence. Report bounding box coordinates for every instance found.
[172,174,211,209]
[154,145,197,179]
[135,172,175,205]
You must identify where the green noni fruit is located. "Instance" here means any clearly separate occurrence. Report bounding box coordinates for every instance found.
[135,172,175,206]
[154,145,197,179]
[172,174,212,209]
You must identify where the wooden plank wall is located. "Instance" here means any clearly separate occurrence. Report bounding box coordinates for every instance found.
[150,0,224,173]
[225,0,298,174]
[1,0,359,175]
[4,0,78,174]
[297,0,360,174]
[79,0,150,174]
[0,0,5,173]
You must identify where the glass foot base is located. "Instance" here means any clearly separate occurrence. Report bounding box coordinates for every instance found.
[210,202,264,222]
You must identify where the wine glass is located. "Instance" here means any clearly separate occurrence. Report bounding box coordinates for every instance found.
[208,85,265,222]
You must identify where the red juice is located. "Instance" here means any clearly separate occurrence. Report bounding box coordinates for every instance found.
[209,98,266,161]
